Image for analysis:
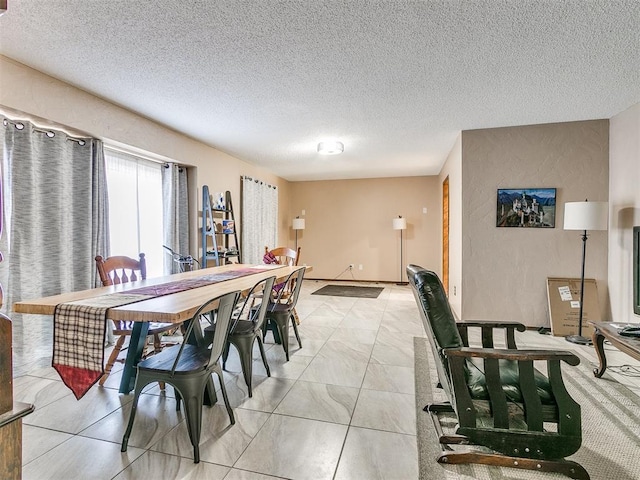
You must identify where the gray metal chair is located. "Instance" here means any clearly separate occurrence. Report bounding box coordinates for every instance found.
[263,268,305,361]
[121,290,240,463]
[214,276,276,397]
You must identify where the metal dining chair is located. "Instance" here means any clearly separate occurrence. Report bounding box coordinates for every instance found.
[214,275,276,397]
[121,290,241,464]
[263,246,302,324]
[263,267,305,361]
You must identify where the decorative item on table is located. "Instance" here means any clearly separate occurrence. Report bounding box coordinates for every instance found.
[496,188,556,227]
[222,219,235,234]
[264,250,279,264]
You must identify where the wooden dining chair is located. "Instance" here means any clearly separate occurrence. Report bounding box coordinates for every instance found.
[121,290,241,463]
[95,253,177,386]
[263,245,300,266]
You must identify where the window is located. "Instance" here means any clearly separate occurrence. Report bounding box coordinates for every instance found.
[104,149,164,278]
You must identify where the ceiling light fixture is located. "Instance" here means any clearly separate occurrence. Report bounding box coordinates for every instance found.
[317,141,344,155]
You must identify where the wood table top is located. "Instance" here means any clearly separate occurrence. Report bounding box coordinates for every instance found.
[589,321,640,349]
[14,264,307,324]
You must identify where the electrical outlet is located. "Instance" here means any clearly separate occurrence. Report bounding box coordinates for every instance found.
[359,264,363,270]
[349,264,354,270]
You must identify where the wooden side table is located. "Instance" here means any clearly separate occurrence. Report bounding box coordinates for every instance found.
[589,321,640,378]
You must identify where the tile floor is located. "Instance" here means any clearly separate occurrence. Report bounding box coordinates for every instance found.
[10,280,640,479]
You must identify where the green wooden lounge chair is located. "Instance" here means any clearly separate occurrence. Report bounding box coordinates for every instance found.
[408,264,588,480]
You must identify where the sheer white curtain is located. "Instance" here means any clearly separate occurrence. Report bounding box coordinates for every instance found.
[241,176,278,264]
[1,119,109,308]
[104,149,164,278]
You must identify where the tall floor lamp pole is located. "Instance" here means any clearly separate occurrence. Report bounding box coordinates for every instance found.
[563,200,608,345]
[393,216,407,285]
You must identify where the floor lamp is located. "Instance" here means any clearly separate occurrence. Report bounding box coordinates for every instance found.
[563,200,608,345]
[393,216,407,285]
[292,217,305,250]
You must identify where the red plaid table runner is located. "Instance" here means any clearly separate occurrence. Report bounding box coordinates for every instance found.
[53,293,152,399]
[53,266,275,399]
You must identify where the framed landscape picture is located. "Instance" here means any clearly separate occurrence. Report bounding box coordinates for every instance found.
[496,188,556,228]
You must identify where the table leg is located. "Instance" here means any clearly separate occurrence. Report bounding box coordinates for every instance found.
[592,328,607,378]
[119,322,149,394]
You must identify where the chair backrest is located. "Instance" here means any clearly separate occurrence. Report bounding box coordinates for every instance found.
[263,246,300,266]
[407,264,463,397]
[231,276,276,332]
[270,267,305,310]
[174,290,240,373]
[95,254,146,286]
[407,265,463,349]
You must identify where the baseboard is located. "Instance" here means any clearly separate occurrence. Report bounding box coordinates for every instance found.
[306,278,399,285]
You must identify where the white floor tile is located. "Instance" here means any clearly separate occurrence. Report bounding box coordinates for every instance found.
[235,414,348,480]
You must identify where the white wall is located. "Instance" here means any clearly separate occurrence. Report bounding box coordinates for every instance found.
[289,176,440,282]
[608,102,640,323]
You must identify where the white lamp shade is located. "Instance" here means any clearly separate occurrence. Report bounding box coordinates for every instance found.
[292,218,305,230]
[563,201,608,231]
[392,217,407,230]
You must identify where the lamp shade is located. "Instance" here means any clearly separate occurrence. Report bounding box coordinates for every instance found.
[563,201,608,231]
[392,217,407,230]
[292,218,305,230]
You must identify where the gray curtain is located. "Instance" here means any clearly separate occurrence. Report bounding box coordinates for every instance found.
[1,119,109,308]
[162,163,189,274]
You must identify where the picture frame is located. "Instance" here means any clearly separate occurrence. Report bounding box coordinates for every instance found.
[496,188,556,228]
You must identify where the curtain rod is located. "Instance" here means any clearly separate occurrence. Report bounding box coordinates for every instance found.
[104,144,187,168]
[241,175,277,189]
[3,118,88,145]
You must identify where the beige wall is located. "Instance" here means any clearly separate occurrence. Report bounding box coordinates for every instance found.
[608,102,640,323]
[0,56,291,261]
[438,135,462,316]
[461,120,610,328]
[289,176,440,282]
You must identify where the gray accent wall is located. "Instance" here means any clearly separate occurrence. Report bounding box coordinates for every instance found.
[460,120,610,328]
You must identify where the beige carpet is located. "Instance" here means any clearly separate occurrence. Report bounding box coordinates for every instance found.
[414,337,640,480]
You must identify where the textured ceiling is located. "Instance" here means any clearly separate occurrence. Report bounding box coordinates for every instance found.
[1,1,638,181]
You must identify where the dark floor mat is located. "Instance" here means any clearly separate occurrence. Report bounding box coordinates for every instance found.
[311,285,384,299]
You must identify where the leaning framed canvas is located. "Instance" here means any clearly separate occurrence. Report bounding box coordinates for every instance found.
[496,188,556,227]
[634,226,640,315]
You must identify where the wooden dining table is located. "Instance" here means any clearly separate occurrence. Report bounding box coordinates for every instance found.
[14,263,306,396]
